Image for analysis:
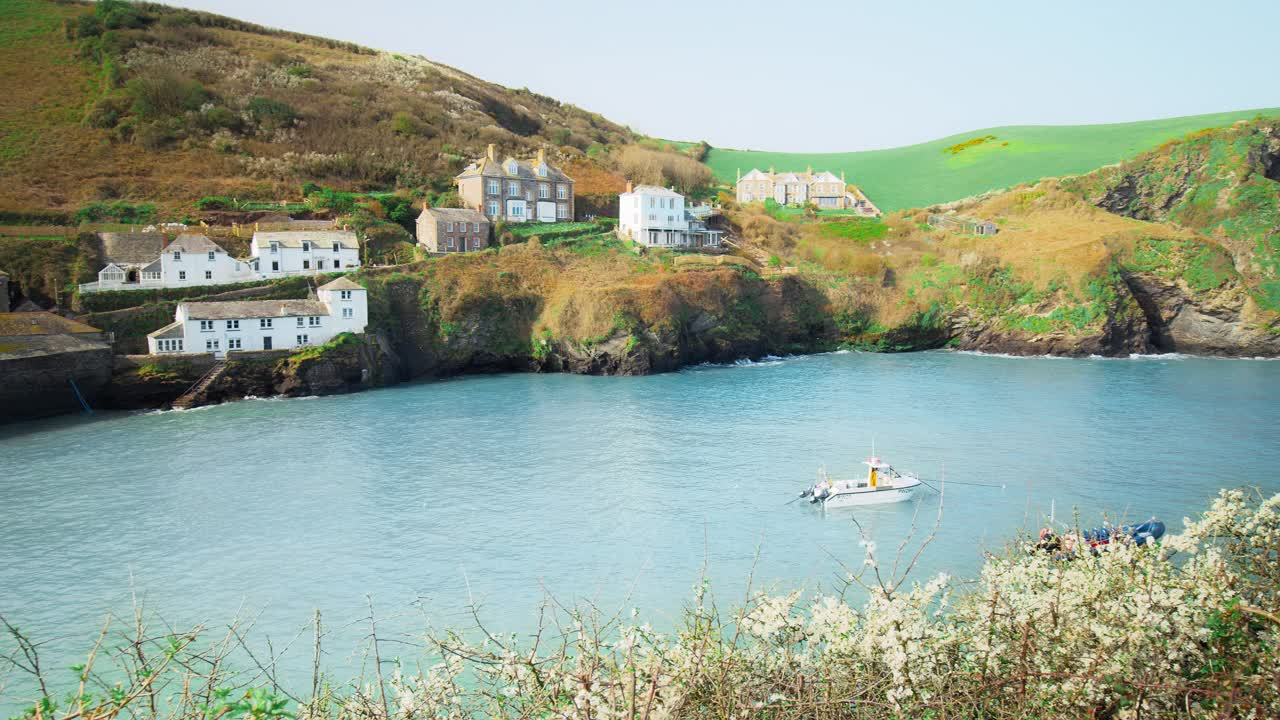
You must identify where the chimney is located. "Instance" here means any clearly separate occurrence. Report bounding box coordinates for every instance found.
[736,168,741,182]
[422,199,430,210]
[537,148,545,165]
[625,182,633,193]
[486,143,496,162]
[768,166,775,174]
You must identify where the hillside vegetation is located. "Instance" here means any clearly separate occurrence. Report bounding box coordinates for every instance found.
[702,108,1280,211]
[0,0,664,214]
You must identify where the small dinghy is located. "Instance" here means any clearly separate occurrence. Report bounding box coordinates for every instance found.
[1034,519,1166,556]
[800,456,923,508]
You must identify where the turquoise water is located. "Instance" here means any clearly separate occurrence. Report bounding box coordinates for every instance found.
[2,350,1279,702]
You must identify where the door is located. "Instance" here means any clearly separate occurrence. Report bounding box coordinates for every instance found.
[263,336,272,350]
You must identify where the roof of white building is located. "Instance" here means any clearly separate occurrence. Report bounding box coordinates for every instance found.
[164,234,228,254]
[99,232,166,266]
[147,321,184,340]
[180,299,331,320]
[252,231,359,250]
[621,185,684,197]
[317,277,364,291]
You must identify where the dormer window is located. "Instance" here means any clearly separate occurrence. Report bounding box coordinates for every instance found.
[173,251,181,262]
[270,242,279,254]
[537,164,547,177]
[506,160,518,174]
[332,242,339,253]
[207,250,215,261]
[302,241,311,252]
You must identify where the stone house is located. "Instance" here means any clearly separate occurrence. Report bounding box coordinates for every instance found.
[415,206,491,253]
[456,145,574,223]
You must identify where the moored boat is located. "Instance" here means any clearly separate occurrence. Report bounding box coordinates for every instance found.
[801,456,923,508]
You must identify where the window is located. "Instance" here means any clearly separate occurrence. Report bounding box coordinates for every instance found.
[473,222,480,232]
[227,337,242,350]
[296,334,309,345]
[445,222,453,232]
[173,251,182,262]
[226,319,240,331]
[508,181,520,196]
[270,242,279,254]
[260,318,273,329]
[556,184,568,200]
[207,250,216,261]
[506,160,518,174]
[334,261,341,269]
[308,316,321,327]
[271,261,280,271]
[539,183,550,199]
[486,179,499,195]
[340,290,352,300]
[205,270,213,280]
[342,307,353,319]
[200,320,214,331]
[297,317,305,328]
[557,202,569,219]
[206,339,220,351]
[302,241,311,252]
[332,243,339,253]
[537,163,547,177]
[510,204,525,218]
[317,260,325,270]
[179,271,187,280]
[486,201,499,216]
[447,237,455,250]
[303,259,310,269]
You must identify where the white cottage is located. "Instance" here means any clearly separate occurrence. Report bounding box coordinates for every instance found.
[146,277,368,356]
[85,233,257,293]
[618,184,723,249]
[249,231,361,278]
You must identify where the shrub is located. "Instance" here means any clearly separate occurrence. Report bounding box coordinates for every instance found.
[246,97,297,130]
[97,0,149,29]
[83,94,131,129]
[284,64,313,78]
[72,200,157,224]
[194,196,234,210]
[125,73,209,120]
[390,111,426,137]
[616,145,714,193]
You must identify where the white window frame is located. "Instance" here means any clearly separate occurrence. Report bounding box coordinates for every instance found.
[556,184,568,200]
[486,201,499,216]
[227,337,242,350]
[486,179,499,195]
[260,318,273,329]
[199,320,214,332]
[296,334,309,345]
[340,290,352,300]
[308,316,321,327]
[296,317,305,328]
[508,181,520,197]
[206,339,220,351]
[342,307,353,319]
[179,271,187,281]
[173,251,182,262]
[205,270,213,280]
[207,250,215,261]
[539,183,550,199]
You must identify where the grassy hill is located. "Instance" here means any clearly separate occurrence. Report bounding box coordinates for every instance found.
[0,0,637,214]
[701,108,1280,211]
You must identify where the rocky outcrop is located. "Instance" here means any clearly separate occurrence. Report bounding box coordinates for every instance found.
[1120,272,1280,355]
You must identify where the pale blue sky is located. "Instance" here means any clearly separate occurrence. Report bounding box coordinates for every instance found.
[170,0,1279,152]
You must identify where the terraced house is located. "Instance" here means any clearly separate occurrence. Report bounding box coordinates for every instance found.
[456,145,574,223]
[736,167,877,213]
[81,232,256,293]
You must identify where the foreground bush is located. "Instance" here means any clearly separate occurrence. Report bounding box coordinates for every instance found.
[2,490,1276,719]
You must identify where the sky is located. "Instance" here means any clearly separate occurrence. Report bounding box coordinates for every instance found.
[168,0,1280,153]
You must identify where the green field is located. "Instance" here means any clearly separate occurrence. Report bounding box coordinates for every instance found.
[701,108,1280,212]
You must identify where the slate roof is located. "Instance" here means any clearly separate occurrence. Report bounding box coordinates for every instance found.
[417,207,489,224]
[180,299,330,320]
[317,276,364,291]
[736,169,846,188]
[252,231,359,250]
[456,155,573,184]
[147,320,185,340]
[99,232,166,265]
[164,234,227,254]
[622,185,684,198]
[0,312,102,337]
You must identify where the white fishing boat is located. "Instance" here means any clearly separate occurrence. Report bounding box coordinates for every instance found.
[800,456,924,508]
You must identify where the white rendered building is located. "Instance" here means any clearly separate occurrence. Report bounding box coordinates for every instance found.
[84,234,257,293]
[147,277,368,356]
[618,184,723,249]
[249,231,361,278]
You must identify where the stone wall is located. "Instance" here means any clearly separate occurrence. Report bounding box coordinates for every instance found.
[0,343,113,422]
